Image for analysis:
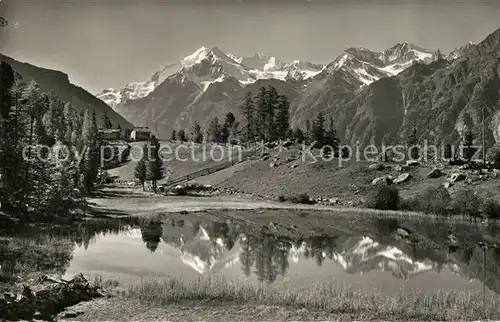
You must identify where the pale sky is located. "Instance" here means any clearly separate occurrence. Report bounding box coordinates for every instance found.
[1,0,499,94]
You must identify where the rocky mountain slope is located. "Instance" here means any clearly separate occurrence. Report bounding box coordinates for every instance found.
[0,53,133,131]
[329,26,500,148]
[290,42,437,126]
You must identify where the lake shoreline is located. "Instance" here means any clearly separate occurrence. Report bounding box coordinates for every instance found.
[62,275,499,321]
[89,186,500,226]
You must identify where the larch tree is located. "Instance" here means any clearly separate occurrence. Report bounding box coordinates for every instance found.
[275,94,290,140]
[80,108,100,193]
[134,142,148,191]
[146,135,164,193]
[240,92,255,142]
[191,121,203,144]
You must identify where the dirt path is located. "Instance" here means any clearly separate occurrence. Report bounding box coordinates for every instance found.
[87,186,338,217]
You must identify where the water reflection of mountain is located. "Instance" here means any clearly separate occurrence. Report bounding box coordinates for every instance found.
[2,215,500,296]
[154,218,500,294]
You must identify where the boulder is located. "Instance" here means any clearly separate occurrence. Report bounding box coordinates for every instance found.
[0,273,104,321]
[372,175,393,185]
[260,153,270,161]
[368,163,385,171]
[406,160,420,167]
[329,197,339,204]
[427,168,443,178]
[443,182,453,189]
[281,140,293,148]
[394,164,408,172]
[290,164,299,169]
[393,173,411,184]
[270,162,278,168]
[449,173,466,183]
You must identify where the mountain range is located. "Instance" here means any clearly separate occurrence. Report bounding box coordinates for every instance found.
[96,41,438,140]
[96,26,500,152]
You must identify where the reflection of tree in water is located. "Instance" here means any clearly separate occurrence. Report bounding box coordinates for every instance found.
[240,235,255,277]
[140,220,163,253]
[239,230,336,283]
[253,232,284,283]
[304,234,337,267]
[207,221,238,250]
[373,218,500,295]
[0,217,137,288]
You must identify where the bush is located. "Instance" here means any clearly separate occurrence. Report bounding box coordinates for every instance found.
[289,194,314,205]
[410,185,451,216]
[366,185,400,210]
[492,150,500,170]
[278,195,286,203]
[172,186,189,196]
[482,200,500,219]
[452,189,483,218]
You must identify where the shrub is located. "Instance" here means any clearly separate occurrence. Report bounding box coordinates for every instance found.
[172,186,189,196]
[278,195,286,203]
[411,185,451,216]
[289,194,314,205]
[492,150,500,170]
[452,189,483,218]
[482,199,500,219]
[366,185,400,210]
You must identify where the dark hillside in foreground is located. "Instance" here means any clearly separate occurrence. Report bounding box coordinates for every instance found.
[0,53,133,130]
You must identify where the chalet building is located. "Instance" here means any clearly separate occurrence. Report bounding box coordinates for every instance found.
[130,127,151,141]
[98,128,122,141]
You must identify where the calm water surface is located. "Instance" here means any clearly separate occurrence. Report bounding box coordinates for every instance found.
[2,213,500,297]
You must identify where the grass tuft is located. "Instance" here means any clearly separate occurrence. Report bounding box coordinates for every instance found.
[125,276,500,320]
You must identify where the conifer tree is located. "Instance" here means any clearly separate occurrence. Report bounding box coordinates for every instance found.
[463,127,475,161]
[407,127,419,160]
[255,86,268,140]
[80,108,100,193]
[240,92,254,142]
[312,112,326,147]
[293,128,305,143]
[63,103,74,144]
[191,121,203,144]
[170,129,177,141]
[221,112,236,142]
[177,129,187,142]
[102,112,113,129]
[134,143,148,191]
[275,95,290,140]
[208,117,221,143]
[265,86,279,141]
[146,136,164,193]
[0,62,16,209]
[326,116,339,153]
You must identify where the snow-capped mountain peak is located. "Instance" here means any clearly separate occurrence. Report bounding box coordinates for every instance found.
[315,42,437,90]
[96,41,436,111]
[97,47,326,108]
[181,46,234,68]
